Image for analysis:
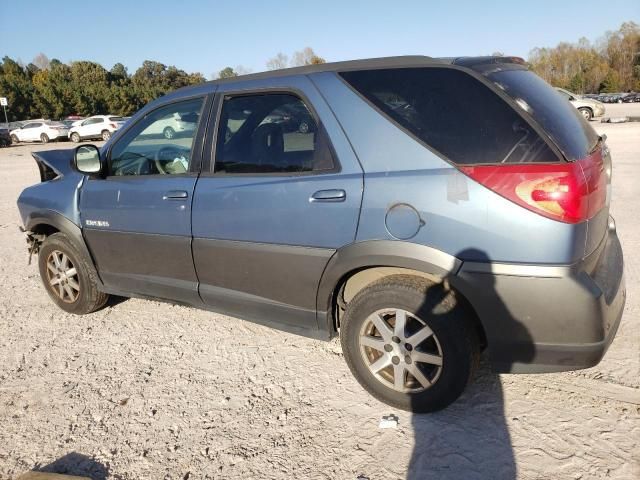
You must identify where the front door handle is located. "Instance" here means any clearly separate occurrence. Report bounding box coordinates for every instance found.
[310,189,346,203]
[163,190,188,200]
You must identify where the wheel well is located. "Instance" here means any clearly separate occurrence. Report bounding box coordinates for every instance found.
[329,266,487,349]
[31,223,59,237]
[579,106,593,113]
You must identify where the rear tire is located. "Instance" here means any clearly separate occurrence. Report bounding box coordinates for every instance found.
[40,133,49,143]
[38,233,109,314]
[578,107,593,121]
[101,130,111,141]
[340,275,479,413]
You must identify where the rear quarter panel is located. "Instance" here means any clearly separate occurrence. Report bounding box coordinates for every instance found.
[311,71,587,264]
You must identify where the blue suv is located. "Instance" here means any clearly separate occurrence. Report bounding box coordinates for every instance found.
[17,56,626,412]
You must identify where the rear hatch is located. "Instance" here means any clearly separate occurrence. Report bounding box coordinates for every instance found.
[458,59,610,258]
[340,60,610,260]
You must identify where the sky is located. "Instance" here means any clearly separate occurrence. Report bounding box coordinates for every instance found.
[1,0,638,79]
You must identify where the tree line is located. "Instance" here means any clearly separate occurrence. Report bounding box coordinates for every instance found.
[528,22,640,94]
[0,56,206,121]
[0,47,326,122]
[1,22,638,122]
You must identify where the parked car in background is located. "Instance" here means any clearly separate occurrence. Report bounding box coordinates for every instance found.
[263,102,317,133]
[10,120,69,144]
[68,115,127,142]
[18,55,625,413]
[622,93,640,103]
[138,111,198,139]
[555,88,605,120]
[0,126,11,147]
[8,121,26,131]
[61,119,81,129]
[600,94,625,104]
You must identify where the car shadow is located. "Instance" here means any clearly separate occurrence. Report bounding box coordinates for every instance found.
[408,248,535,480]
[104,294,129,308]
[31,451,109,479]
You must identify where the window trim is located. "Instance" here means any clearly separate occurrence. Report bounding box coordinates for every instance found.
[103,94,212,179]
[204,87,341,177]
[337,64,566,166]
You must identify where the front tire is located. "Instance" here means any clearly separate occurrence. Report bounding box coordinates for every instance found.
[10,134,19,144]
[40,133,49,143]
[578,107,593,121]
[163,126,175,139]
[70,132,80,143]
[38,233,109,314]
[340,275,479,413]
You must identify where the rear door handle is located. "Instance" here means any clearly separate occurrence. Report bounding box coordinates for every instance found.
[163,190,188,200]
[310,189,346,203]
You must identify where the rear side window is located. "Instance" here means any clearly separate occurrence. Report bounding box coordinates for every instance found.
[340,68,559,165]
[488,69,600,160]
[215,93,335,174]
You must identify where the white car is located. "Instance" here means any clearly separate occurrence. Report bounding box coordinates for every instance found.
[140,111,198,139]
[68,115,127,143]
[10,120,69,144]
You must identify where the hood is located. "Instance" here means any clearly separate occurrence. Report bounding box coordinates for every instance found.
[32,148,78,181]
[583,98,604,107]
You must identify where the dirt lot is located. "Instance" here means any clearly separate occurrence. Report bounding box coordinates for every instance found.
[1,116,639,479]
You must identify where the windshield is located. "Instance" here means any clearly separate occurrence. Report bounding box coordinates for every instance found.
[488,69,599,160]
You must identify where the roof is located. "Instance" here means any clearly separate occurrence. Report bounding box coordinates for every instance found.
[211,55,449,85]
[165,55,524,101]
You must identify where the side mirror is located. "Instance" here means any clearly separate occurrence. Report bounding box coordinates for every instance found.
[74,145,103,175]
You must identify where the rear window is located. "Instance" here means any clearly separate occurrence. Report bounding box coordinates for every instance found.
[340,67,559,165]
[109,116,126,122]
[488,69,599,160]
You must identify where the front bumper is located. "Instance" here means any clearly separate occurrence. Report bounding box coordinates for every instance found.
[452,220,625,373]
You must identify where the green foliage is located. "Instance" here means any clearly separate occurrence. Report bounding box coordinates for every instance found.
[599,70,621,93]
[218,67,237,79]
[0,56,35,120]
[0,56,206,121]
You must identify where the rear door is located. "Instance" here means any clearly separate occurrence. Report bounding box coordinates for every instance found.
[80,95,211,304]
[192,77,363,332]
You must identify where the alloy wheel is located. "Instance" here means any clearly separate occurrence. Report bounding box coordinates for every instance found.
[45,250,80,303]
[359,308,443,393]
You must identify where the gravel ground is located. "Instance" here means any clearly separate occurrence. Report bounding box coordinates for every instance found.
[1,114,639,479]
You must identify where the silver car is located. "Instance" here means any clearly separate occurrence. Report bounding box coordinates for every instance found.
[556,87,606,120]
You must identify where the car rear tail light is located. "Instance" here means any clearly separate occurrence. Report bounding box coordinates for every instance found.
[109,123,117,129]
[460,148,606,224]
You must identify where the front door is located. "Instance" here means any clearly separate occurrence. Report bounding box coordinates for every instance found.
[80,96,209,304]
[79,118,104,138]
[192,87,363,333]
[22,122,42,141]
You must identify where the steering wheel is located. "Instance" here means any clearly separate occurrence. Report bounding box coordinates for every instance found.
[154,145,188,174]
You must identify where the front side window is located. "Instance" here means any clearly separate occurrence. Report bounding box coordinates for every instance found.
[341,67,560,165]
[109,98,204,176]
[214,93,335,174]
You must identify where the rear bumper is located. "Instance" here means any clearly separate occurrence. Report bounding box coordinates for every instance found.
[452,219,626,373]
